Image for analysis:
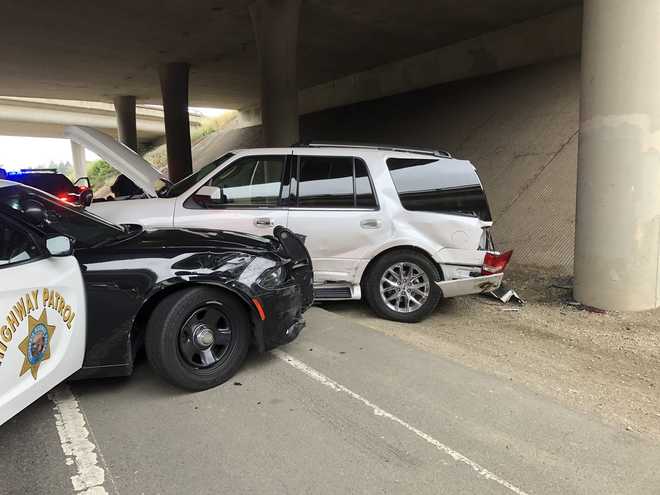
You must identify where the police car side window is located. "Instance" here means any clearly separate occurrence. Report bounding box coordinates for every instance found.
[0,219,41,268]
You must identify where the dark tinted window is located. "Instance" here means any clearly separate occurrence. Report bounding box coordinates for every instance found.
[12,174,75,195]
[0,218,41,267]
[355,159,377,208]
[386,158,491,220]
[298,156,354,208]
[206,155,284,206]
[0,185,124,247]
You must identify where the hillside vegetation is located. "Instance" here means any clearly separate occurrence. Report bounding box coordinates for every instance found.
[144,111,237,176]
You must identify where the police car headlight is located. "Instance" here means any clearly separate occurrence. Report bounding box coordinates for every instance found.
[256,265,286,289]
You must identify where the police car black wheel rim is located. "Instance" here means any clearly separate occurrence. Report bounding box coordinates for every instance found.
[178,302,233,369]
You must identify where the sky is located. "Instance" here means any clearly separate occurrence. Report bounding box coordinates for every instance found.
[0,107,225,171]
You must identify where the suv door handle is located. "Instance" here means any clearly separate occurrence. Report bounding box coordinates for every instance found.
[360,219,382,229]
[254,217,274,227]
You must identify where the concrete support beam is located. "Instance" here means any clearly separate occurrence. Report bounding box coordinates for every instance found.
[574,0,660,311]
[234,6,581,129]
[159,62,193,182]
[70,140,86,179]
[250,0,301,146]
[113,95,138,152]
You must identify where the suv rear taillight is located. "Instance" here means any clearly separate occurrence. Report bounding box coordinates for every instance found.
[481,250,513,275]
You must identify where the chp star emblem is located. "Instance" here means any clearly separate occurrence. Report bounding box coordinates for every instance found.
[18,310,56,380]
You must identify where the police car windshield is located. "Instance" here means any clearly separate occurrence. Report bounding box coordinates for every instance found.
[0,184,126,248]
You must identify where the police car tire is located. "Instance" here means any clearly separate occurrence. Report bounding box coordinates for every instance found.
[145,287,250,391]
[363,249,442,323]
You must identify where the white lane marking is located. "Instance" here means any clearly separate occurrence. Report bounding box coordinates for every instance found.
[48,385,110,495]
[273,349,530,495]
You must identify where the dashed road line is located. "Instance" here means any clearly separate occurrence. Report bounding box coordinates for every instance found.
[273,349,531,495]
[48,385,111,495]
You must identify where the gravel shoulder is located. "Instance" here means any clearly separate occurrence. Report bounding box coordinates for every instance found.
[322,267,660,442]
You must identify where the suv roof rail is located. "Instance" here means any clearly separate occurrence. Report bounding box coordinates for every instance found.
[293,141,452,159]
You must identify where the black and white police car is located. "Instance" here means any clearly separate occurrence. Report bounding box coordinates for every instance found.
[0,179,313,425]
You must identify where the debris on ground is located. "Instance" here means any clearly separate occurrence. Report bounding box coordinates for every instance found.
[486,284,526,305]
[564,300,608,314]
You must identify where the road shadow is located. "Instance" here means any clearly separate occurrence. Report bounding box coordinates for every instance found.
[70,347,282,400]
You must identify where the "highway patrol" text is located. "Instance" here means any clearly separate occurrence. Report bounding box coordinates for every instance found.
[0,288,76,364]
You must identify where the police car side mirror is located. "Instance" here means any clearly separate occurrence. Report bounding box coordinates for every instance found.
[24,200,46,225]
[46,235,73,257]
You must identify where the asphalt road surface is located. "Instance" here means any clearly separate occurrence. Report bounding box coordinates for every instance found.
[2,308,660,495]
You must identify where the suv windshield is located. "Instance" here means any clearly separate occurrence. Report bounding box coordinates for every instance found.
[0,184,125,247]
[165,153,234,197]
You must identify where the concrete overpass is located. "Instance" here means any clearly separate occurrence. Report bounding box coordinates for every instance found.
[0,96,166,141]
[0,0,657,312]
[0,96,203,176]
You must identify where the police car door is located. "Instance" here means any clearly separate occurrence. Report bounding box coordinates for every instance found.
[0,213,86,425]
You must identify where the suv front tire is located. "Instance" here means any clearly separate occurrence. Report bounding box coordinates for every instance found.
[363,249,442,323]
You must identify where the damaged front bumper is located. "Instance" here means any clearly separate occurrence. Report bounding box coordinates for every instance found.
[436,273,504,298]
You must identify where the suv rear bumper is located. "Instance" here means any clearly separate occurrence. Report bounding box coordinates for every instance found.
[436,273,503,298]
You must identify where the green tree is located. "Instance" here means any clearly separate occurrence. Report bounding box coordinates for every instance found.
[52,161,74,180]
[87,160,117,190]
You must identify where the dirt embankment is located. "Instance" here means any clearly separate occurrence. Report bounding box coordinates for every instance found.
[324,268,660,442]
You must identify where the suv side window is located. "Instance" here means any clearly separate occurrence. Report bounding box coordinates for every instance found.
[298,156,353,208]
[204,155,285,207]
[0,218,42,268]
[293,156,377,209]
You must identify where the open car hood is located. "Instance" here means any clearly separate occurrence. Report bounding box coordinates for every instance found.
[64,125,169,197]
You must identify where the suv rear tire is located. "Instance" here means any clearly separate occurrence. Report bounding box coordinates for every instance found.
[363,250,441,323]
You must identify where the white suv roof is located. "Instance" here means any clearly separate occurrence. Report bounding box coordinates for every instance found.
[226,143,452,160]
[292,142,452,158]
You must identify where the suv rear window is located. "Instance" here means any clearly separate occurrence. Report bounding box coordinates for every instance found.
[386,158,491,221]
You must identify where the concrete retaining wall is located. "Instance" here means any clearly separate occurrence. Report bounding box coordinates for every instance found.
[193,56,580,273]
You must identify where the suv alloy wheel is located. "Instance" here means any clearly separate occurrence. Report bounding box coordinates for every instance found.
[363,249,442,323]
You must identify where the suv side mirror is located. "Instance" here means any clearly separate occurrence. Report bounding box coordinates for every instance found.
[46,235,73,257]
[193,185,226,207]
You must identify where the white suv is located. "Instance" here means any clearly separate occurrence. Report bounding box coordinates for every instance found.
[68,126,511,322]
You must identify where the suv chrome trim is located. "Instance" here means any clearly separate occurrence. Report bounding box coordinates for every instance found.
[294,141,452,159]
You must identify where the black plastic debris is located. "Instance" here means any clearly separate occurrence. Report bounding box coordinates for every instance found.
[487,284,525,305]
[564,301,607,314]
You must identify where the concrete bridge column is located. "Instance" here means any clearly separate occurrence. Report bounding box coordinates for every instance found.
[250,0,301,147]
[70,140,86,179]
[113,95,138,152]
[159,62,192,182]
[574,0,660,311]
